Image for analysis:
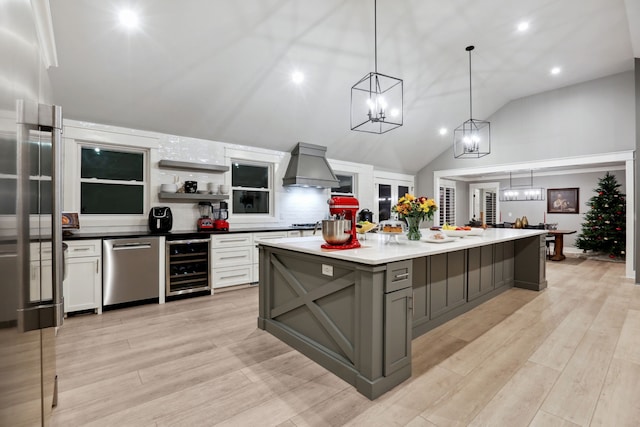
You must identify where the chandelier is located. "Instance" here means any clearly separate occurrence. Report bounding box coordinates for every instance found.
[453,46,491,158]
[499,171,545,201]
[350,0,403,134]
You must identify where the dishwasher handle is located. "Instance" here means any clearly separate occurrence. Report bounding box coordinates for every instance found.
[112,242,153,250]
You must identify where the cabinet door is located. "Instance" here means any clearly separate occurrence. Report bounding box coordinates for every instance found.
[384,287,412,376]
[430,251,467,319]
[468,245,494,301]
[64,257,101,313]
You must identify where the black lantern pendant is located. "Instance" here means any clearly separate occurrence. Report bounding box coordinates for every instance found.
[350,0,403,134]
[454,46,491,158]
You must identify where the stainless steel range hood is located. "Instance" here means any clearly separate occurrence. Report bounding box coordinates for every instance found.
[282,142,339,188]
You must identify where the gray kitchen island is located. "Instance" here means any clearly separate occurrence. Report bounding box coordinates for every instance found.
[257,228,547,399]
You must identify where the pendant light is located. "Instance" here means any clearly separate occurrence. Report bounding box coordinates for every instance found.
[499,171,545,202]
[350,0,403,134]
[453,45,490,158]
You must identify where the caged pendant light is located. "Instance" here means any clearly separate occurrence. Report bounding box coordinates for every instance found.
[454,45,491,158]
[350,0,403,134]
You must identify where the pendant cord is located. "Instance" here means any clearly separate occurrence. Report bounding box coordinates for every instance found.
[468,48,472,120]
[374,0,378,74]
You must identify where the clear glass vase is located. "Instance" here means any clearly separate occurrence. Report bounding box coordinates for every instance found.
[405,217,422,241]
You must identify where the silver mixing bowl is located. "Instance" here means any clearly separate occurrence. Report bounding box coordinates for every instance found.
[322,219,351,245]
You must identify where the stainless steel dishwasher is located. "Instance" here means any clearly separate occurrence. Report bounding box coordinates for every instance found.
[103,237,160,306]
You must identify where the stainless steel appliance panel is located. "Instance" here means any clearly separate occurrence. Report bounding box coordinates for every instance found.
[103,237,160,306]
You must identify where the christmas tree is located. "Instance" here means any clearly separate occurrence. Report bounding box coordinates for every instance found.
[575,172,625,258]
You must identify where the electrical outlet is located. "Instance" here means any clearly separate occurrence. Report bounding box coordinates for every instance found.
[321,264,333,277]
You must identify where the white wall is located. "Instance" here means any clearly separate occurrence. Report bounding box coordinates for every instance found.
[417,71,635,197]
[61,121,379,233]
[471,170,626,247]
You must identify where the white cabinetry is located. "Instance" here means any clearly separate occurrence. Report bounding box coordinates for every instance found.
[253,231,288,283]
[63,240,102,314]
[210,231,290,290]
[211,234,253,290]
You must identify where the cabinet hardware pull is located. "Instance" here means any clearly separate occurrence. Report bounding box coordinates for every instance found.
[220,274,247,279]
[394,272,409,279]
[113,243,151,250]
[73,247,91,251]
[219,239,247,243]
[220,255,247,260]
[96,260,99,274]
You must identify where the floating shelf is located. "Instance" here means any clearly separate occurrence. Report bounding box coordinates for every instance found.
[158,159,229,173]
[158,192,229,201]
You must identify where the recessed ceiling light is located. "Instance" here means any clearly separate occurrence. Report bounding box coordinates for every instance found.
[439,127,448,136]
[550,66,562,75]
[291,70,304,84]
[119,9,139,29]
[517,21,529,32]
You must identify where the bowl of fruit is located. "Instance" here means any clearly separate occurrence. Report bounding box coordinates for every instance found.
[441,223,484,237]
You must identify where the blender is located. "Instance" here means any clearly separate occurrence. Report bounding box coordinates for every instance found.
[214,201,229,231]
[197,202,214,231]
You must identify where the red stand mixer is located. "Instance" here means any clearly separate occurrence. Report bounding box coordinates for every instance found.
[321,196,361,250]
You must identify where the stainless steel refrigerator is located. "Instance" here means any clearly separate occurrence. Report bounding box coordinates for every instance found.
[0,2,64,425]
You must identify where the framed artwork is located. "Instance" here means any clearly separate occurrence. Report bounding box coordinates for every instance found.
[547,188,579,214]
[61,212,80,230]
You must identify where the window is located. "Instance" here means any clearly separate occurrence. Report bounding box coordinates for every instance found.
[80,146,146,214]
[377,183,410,221]
[331,174,355,196]
[231,161,272,214]
[485,191,497,224]
[439,181,456,225]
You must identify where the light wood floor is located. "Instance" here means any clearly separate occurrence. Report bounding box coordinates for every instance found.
[51,259,640,427]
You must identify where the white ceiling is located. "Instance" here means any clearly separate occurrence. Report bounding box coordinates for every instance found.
[48,0,639,174]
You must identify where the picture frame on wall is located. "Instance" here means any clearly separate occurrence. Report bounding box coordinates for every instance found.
[547,188,579,214]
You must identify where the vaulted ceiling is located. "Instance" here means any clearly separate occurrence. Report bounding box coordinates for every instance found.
[48,0,639,173]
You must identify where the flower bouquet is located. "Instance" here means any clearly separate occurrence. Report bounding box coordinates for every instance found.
[392,194,438,240]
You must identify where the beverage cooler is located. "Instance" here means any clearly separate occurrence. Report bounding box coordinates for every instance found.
[165,238,210,296]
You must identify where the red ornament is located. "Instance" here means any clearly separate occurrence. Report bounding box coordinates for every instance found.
[616,227,622,231]
[599,192,604,195]
[609,254,615,259]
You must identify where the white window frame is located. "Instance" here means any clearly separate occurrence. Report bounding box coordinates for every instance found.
[229,158,274,219]
[331,172,357,197]
[373,171,414,222]
[77,142,149,219]
[469,182,499,225]
[439,179,456,226]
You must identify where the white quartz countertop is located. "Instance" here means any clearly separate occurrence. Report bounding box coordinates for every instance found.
[257,228,547,265]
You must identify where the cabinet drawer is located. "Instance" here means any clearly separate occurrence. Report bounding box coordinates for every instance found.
[211,234,252,248]
[211,247,252,267]
[253,231,288,242]
[66,240,101,258]
[385,260,412,293]
[253,232,289,259]
[212,265,254,288]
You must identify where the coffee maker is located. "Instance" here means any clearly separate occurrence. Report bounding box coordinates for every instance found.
[321,196,360,250]
[197,202,214,231]
[213,201,229,231]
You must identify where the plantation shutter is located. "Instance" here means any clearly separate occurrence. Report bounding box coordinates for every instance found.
[439,181,456,225]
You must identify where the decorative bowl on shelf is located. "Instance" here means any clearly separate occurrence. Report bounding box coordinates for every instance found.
[160,183,178,193]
